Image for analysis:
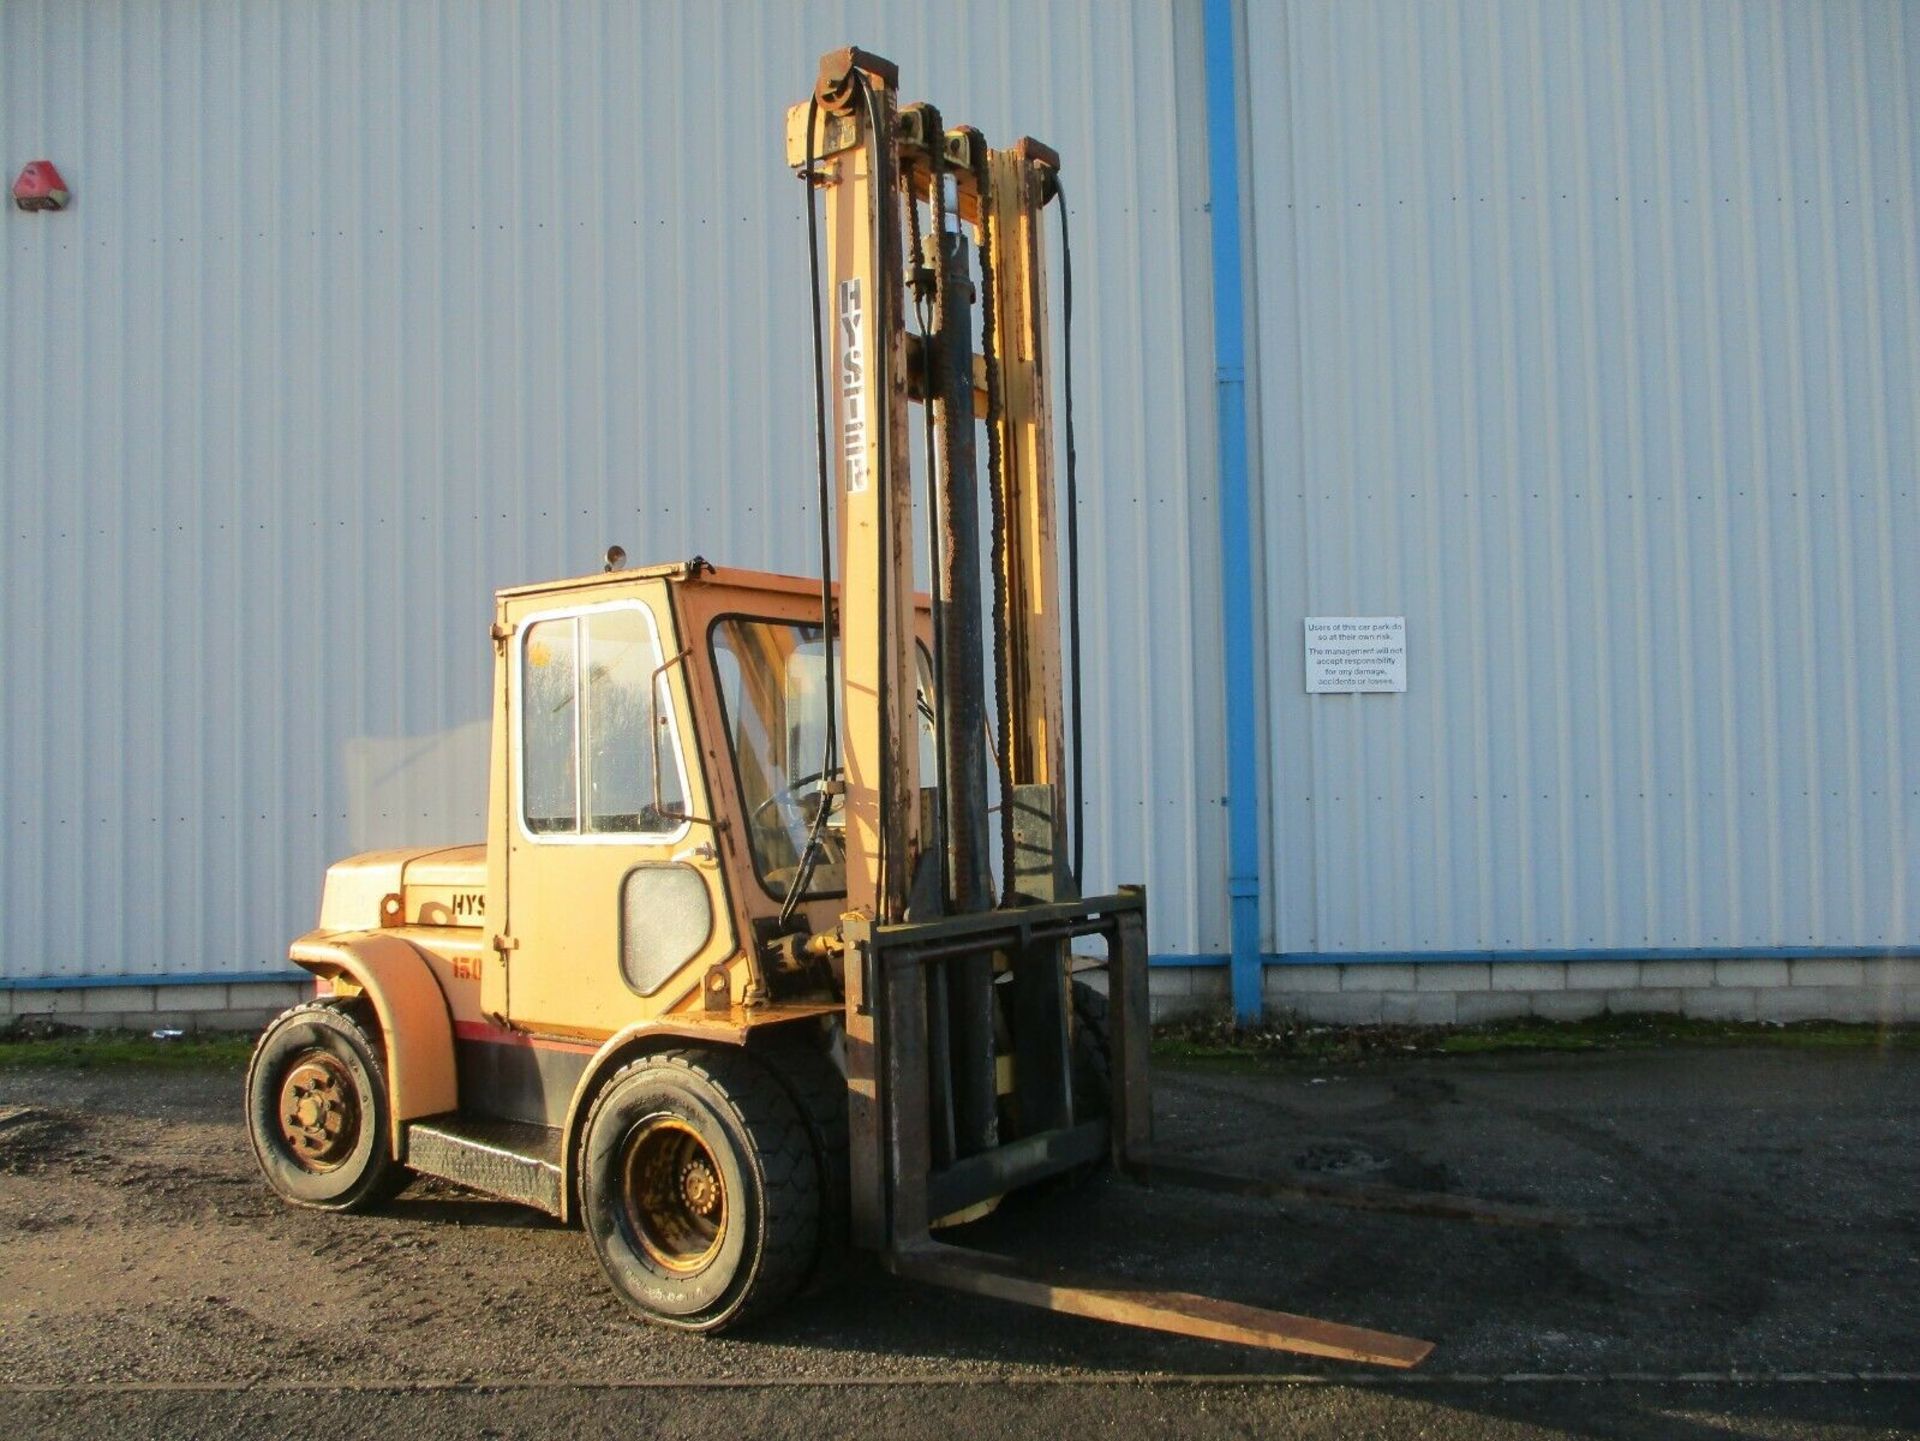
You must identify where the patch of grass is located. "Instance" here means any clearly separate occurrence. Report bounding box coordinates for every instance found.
[0,1023,254,1071]
[1152,1011,1920,1066]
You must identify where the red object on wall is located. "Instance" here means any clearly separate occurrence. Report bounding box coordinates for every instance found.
[13,160,69,211]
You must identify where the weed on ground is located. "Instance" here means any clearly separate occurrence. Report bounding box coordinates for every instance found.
[0,1018,252,1071]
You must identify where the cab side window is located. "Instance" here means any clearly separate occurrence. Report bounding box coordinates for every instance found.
[521,607,686,837]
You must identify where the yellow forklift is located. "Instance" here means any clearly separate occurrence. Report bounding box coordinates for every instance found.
[245,49,1486,1365]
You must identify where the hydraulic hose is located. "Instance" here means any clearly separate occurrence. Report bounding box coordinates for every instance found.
[780,91,839,930]
[1055,177,1085,891]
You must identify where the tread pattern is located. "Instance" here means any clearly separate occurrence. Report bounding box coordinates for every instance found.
[584,1047,819,1330]
[757,1037,851,1292]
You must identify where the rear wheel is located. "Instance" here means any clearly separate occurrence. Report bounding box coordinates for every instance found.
[580,1049,818,1332]
[245,1000,407,1211]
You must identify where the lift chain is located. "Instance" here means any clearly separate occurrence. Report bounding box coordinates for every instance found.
[911,158,955,906]
[906,161,933,310]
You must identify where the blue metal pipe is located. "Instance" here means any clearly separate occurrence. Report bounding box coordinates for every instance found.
[1202,0,1264,1024]
[1,970,302,991]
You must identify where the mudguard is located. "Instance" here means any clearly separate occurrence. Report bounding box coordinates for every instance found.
[288,930,459,1157]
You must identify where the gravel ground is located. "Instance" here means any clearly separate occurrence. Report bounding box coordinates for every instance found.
[1,1045,1916,1438]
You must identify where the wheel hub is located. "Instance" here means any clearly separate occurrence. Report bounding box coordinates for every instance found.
[680,1156,721,1216]
[621,1116,726,1275]
[276,1050,358,1171]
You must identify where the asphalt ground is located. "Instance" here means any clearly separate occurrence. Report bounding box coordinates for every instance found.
[2,1044,1916,1438]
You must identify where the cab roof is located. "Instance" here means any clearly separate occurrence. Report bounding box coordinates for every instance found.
[494,558,827,604]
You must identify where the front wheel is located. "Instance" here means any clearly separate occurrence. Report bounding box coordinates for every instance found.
[245,1000,408,1211]
[579,1049,819,1332]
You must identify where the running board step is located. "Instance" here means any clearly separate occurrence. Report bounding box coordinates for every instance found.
[888,1241,1433,1368]
[405,1116,564,1217]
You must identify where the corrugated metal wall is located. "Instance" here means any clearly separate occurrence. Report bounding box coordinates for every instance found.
[0,0,1227,984]
[9,0,1915,985]
[1246,0,1918,957]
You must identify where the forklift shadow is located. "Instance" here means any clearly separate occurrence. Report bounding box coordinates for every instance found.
[387,1182,566,1232]
[370,1165,1912,1439]
[732,1175,1421,1379]
[736,1200,1916,1441]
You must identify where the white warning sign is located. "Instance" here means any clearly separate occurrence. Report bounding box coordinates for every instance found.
[1303,616,1406,694]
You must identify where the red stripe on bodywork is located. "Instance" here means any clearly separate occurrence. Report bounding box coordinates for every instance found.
[452,1019,601,1056]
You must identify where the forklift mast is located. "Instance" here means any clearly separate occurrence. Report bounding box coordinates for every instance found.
[790,47,1071,924]
[787,46,1112,1243]
[783,50,1437,1365]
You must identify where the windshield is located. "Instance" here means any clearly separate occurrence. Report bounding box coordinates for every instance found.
[710,616,934,900]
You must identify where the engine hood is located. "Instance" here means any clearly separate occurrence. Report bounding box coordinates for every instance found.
[316,844,487,932]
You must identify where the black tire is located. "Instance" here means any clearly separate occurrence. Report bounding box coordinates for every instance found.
[1026,977,1114,1198]
[579,1048,819,1332]
[1071,975,1112,1120]
[759,1033,851,1293]
[245,1000,408,1212]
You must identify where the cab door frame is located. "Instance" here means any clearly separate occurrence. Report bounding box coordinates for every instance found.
[483,579,736,1039]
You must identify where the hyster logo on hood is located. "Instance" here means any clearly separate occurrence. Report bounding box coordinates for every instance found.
[838,278,868,493]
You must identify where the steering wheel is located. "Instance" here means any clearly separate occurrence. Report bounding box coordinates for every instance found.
[749,770,841,832]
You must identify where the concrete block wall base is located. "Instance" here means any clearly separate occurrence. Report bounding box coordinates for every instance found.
[2,981,313,1033]
[12,962,1918,1032]
[1145,957,1920,1025]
